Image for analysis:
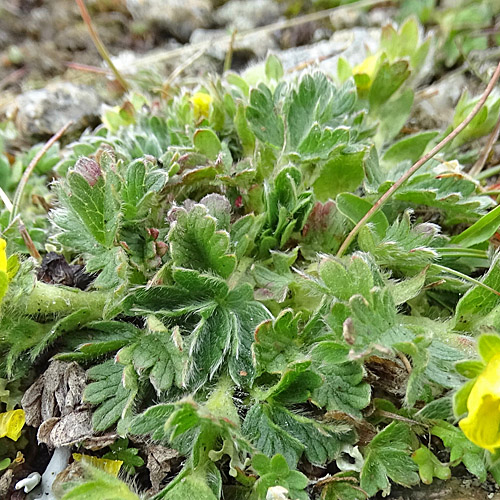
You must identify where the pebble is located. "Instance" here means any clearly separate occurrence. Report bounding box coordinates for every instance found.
[11,82,101,137]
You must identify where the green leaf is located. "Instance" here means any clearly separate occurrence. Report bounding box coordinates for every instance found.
[454,253,500,330]
[337,193,389,239]
[193,129,222,161]
[478,333,500,363]
[226,285,272,386]
[310,342,371,417]
[129,404,174,441]
[394,336,431,407]
[360,422,419,496]
[321,474,367,500]
[0,271,8,302]
[188,306,232,387]
[246,83,284,149]
[412,446,451,484]
[61,465,140,500]
[262,362,323,405]
[455,360,485,379]
[124,328,185,394]
[253,309,303,374]
[431,421,487,481]
[102,438,144,475]
[452,204,500,247]
[235,103,255,156]
[358,211,438,274]
[369,61,411,111]
[265,54,284,81]
[243,403,305,467]
[285,73,355,153]
[390,268,427,306]
[319,254,375,302]
[252,454,308,500]
[382,131,438,165]
[393,172,493,226]
[123,269,228,317]
[313,151,365,202]
[65,168,120,248]
[157,463,220,500]
[453,379,476,417]
[168,204,236,278]
[84,360,137,432]
[376,88,414,143]
[243,401,352,469]
[121,159,167,221]
[349,287,412,352]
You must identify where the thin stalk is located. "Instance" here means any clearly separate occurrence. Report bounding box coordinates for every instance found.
[435,247,488,259]
[432,263,500,298]
[337,61,500,258]
[224,29,237,73]
[0,187,12,212]
[470,113,500,177]
[475,163,500,180]
[161,47,207,96]
[19,223,41,261]
[9,121,72,224]
[479,190,500,196]
[75,0,129,91]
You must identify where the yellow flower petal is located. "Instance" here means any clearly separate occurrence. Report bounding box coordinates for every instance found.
[0,409,25,441]
[353,55,378,79]
[0,239,7,274]
[190,92,212,121]
[459,354,500,452]
[72,453,123,477]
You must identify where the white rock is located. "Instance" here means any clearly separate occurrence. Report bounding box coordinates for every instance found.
[126,0,213,42]
[214,0,281,31]
[11,82,101,137]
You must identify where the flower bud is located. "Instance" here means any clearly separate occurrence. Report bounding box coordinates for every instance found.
[73,157,102,186]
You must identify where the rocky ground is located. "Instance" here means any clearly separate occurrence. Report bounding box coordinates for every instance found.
[1,1,500,499]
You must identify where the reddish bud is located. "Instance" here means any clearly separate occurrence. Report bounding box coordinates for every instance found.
[155,241,168,257]
[74,157,102,186]
[147,228,160,240]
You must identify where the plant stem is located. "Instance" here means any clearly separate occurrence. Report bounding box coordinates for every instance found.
[476,163,500,180]
[224,29,237,73]
[337,61,500,258]
[10,121,72,224]
[432,263,500,298]
[75,0,129,92]
[25,281,107,317]
[470,113,500,177]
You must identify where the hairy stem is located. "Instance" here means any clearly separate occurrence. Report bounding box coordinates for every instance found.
[24,281,107,317]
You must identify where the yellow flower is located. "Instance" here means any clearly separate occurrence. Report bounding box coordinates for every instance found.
[72,453,123,477]
[353,55,378,79]
[0,238,7,274]
[459,353,500,452]
[190,92,212,121]
[0,409,25,441]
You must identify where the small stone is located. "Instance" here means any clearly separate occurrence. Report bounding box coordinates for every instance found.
[411,72,469,130]
[126,0,213,42]
[213,0,281,31]
[190,28,277,62]
[275,27,381,74]
[11,82,101,138]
